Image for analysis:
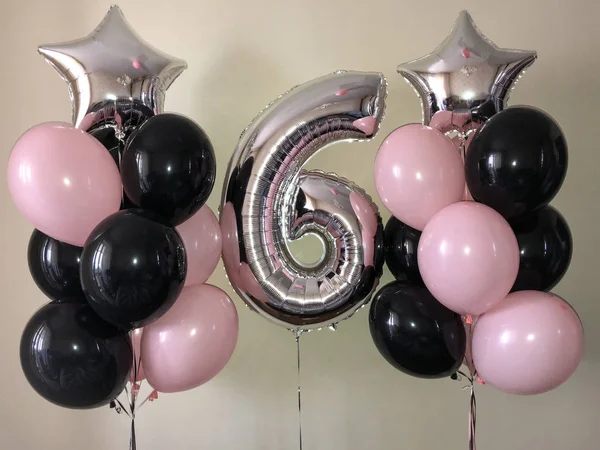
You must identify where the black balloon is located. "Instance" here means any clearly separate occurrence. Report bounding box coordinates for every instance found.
[89,125,123,169]
[120,113,216,226]
[88,126,137,210]
[20,301,132,409]
[510,205,572,292]
[80,209,187,330]
[369,281,466,379]
[28,229,84,301]
[465,106,568,219]
[383,216,423,285]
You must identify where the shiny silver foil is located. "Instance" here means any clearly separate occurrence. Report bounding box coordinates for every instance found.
[38,5,187,134]
[398,10,536,130]
[221,71,387,330]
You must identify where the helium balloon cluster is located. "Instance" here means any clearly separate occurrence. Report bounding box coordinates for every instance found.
[371,8,582,401]
[8,6,238,414]
[222,70,387,333]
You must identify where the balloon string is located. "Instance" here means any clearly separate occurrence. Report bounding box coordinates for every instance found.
[458,137,470,201]
[294,330,304,450]
[468,382,477,450]
[462,315,477,450]
[463,316,476,376]
[130,417,137,450]
[136,389,158,411]
[113,397,132,419]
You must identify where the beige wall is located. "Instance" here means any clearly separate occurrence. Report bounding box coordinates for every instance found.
[2,0,599,448]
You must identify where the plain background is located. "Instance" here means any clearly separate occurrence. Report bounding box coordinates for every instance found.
[1,0,599,448]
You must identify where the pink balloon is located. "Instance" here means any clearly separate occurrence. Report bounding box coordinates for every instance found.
[472,291,584,395]
[374,124,465,230]
[130,328,145,382]
[141,284,239,393]
[7,122,122,246]
[418,202,519,315]
[176,205,222,286]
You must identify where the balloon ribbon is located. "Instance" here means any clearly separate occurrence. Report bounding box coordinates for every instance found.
[130,417,137,450]
[294,330,304,450]
[110,330,159,450]
[462,315,478,450]
[468,381,476,450]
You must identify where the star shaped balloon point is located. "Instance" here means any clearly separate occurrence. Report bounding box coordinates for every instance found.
[398,10,537,130]
[38,5,187,132]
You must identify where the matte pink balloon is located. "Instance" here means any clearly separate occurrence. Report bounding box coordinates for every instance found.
[7,122,122,246]
[141,284,239,393]
[176,205,222,286]
[374,124,465,230]
[130,328,145,382]
[472,291,584,395]
[418,202,519,315]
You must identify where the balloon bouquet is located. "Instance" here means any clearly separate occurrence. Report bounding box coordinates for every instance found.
[370,10,583,449]
[221,70,387,445]
[7,6,238,448]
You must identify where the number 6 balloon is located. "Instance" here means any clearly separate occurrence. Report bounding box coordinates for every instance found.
[221,71,387,331]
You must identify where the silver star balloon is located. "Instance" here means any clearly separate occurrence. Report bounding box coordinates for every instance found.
[39,5,187,132]
[398,10,536,129]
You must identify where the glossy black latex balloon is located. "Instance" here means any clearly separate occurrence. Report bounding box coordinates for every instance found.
[383,216,423,285]
[510,205,572,292]
[465,106,568,219]
[28,229,84,301]
[80,209,187,330]
[89,126,137,210]
[369,281,466,379]
[120,113,216,226]
[89,126,123,169]
[20,301,132,409]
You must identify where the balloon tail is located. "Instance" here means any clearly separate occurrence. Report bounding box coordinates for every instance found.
[294,330,304,450]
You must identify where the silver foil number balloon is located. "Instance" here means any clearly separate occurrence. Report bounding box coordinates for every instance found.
[38,5,187,133]
[221,71,386,331]
[398,10,536,132]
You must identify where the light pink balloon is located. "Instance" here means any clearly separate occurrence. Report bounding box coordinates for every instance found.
[418,202,519,315]
[176,205,222,286]
[141,284,239,393]
[7,122,122,246]
[130,328,145,382]
[374,124,465,230]
[472,291,584,395]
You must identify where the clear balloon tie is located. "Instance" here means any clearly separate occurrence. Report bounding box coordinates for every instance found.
[294,329,304,450]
